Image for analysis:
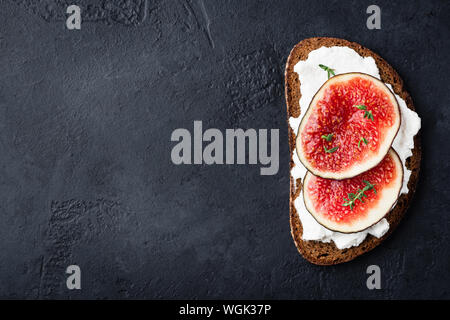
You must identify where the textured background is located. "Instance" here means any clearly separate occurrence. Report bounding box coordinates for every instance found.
[0,0,449,299]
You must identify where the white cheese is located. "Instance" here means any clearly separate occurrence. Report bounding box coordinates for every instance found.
[289,46,421,250]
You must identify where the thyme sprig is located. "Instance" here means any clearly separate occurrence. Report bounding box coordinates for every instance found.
[358,137,368,148]
[342,180,377,210]
[321,133,334,141]
[364,110,374,121]
[319,64,336,79]
[354,105,374,121]
[324,145,339,153]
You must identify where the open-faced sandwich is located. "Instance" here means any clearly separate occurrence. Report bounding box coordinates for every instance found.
[285,37,421,265]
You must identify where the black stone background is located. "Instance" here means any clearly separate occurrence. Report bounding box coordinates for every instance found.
[0,0,449,299]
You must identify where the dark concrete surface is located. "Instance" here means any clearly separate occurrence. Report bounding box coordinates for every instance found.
[0,0,449,299]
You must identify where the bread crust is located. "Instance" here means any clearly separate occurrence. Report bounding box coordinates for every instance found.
[285,37,421,265]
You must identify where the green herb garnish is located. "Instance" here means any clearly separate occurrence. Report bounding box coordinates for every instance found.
[324,145,339,153]
[321,133,334,141]
[358,137,368,148]
[364,110,374,121]
[342,180,377,210]
[319,64,336,79]
[354,105,374,121]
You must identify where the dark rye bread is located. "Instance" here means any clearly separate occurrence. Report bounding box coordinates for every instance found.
[285,37,421,265]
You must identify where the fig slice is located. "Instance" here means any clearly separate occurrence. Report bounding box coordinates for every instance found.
[296,72,400,179]
[303,148,403,233]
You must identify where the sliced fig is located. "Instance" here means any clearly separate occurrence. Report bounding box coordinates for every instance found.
[296,72,400,179]
[303,148,403,233]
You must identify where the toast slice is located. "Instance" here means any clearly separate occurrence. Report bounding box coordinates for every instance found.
[285,37,421,265]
